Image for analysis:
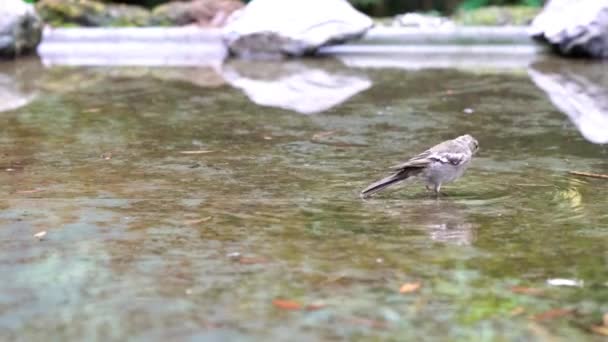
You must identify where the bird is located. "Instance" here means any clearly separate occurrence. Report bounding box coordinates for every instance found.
[361,134,479,198]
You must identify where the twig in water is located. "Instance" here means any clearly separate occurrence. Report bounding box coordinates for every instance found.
[569,171,608,180]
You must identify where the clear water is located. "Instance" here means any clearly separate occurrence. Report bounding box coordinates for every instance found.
[1,56,607,341]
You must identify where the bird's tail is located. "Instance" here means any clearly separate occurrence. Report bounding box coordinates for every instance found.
[360,169,422,198]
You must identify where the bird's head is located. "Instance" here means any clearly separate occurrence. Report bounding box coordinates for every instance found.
[459,134,479,154]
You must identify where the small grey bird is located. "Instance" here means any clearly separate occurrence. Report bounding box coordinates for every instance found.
[361,134,479,197]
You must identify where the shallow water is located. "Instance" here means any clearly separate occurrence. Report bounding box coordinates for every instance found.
[1,56,608,341]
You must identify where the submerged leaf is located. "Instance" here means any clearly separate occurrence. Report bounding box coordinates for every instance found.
[16,189,45,194]
[399,281,421,293]
[510,286,544,296]
[311,131,337,140]
[179,150,215,154]
[510,306,525,316]
[238,256,269,265]
[272,299,302,310]
[305,301,326,311]
[184,216,212,225]
[532,308,574,321]
[346,317,388,329]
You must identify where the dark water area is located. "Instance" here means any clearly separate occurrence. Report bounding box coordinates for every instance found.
[1,56,607,341]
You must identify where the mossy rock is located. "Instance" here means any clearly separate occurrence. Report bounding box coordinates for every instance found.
[452,6,540,26]
[36,0,152,27]
[150,0,244,27]
[150,2,192,26]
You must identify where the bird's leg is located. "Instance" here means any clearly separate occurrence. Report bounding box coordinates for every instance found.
[434,183,445,197]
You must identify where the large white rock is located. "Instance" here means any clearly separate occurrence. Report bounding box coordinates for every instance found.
[0,0,43,57]
[223,0,373,59]
[528,59,608,144]
[222,59,371,114]
[530,0,608,58]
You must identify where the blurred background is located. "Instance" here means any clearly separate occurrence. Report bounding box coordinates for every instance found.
[32,0,547,16]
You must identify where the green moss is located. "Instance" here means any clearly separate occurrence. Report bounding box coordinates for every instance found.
[452,6,540,26]
[36,0,152,27]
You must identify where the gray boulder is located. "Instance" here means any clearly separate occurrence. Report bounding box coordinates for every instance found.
[530,0,608,58]
[0,0,43,58]
[222,0,373,59]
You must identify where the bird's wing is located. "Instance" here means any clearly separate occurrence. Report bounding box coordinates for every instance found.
[389,149,432,170]
[390,151,467,170]
[427,152,467,166]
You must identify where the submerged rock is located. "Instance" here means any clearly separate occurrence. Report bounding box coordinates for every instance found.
[223,0,373,59]
[36,0,151,27]
[0,0,43,58]
[528,59,608,144]
[151,0,244,27]
[222,59,371,114]
[530,0,608,58]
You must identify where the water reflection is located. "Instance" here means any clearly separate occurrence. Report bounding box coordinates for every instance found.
[363,198,477,246]
[528,58,608,144]
[0,57,42,112]
[221,59,372,114]
[420,200,476,246]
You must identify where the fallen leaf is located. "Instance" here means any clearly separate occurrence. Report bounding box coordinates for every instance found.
[399,281,421,293]
[528,322,556,340]
[510,306,526,316]
[263,136,273,140]
[16,189,45,194]
[591,325,608,336]
[203,321,224,329]
[184,216,212,225]
[34,231,47,239]
[272,299,301,310]
[532,308,574,321]
[305,301,326,311]
[346,317,388,329]
[238,256,268,265]
[511,286,544,296]
[179,150,215,154]
[311,130,337,140]
[603,312,608,326]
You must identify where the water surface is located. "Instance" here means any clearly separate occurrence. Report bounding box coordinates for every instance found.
[1,56,607,341]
